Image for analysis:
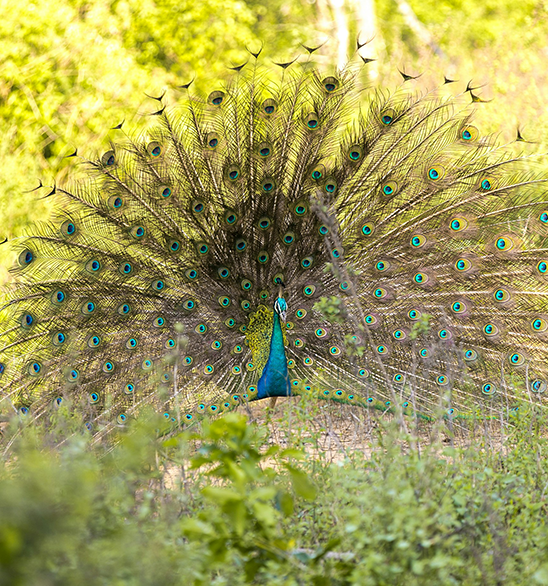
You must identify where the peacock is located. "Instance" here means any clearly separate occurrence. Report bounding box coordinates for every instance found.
[1,50,548,438]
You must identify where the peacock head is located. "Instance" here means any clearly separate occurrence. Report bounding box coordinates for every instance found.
[274,296,287,322]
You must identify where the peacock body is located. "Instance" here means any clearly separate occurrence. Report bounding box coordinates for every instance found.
[1,55,548,435]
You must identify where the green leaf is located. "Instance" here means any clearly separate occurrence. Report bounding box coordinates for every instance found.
[252,501,277,528]
[249,486,277,502]
[264,445,280,457]
[226,500,247,536]
[181,518,216,538]
[202,486,243,504]
[312,537,342,561]
[278,492,294,517]
[286,465,317,500]
[533,567,548,585]
[280,448,306,460]
[161,437,179,448]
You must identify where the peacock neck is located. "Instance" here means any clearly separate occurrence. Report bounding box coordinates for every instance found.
[257,311,290,399]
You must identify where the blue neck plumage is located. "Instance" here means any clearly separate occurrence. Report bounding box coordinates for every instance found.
[257,300,291,399]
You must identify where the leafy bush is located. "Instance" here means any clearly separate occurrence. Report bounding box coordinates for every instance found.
[2,405,548,585]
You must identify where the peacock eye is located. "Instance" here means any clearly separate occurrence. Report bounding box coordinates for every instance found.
[126,338,138,349]
[52,332,66,346]
[324,178,337,193]
[206,132,219,149]
[481,383,497,396]
[360,220,376,237]
[380,108,396,125]
[18,249,34,267]
[257,142,272,157]
[208,91,225,106]
[61,220,77,237]
[381,180,398,197]
[460,125,478,141]
[85,259,101,273]
[101,150,115,166]
[235,238,247,251]
[311,165,326,181]
[147,142,162,157]
[226,165,241,181]
[261,177,275,192]
[495,236,515,251]
[159,186,172,198]
[348,145,363,161]
[262,98,277,115]
[426,164,445,181]
[225,210,238,225]
[322,76,339,92]
[130,226,145,239]
[283,231,296,245]
[142,359,154,370]
[410,234,426,248]
[305,113,319,129]
[449,217,468,232]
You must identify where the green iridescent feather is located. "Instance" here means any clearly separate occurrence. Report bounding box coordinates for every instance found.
[1,53,548,438]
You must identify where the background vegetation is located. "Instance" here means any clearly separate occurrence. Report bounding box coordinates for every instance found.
[3,403,548,585]
[2,1,548,583]
[1,0,548,280]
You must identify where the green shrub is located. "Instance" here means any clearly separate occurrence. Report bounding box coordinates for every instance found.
[2,404,548,584]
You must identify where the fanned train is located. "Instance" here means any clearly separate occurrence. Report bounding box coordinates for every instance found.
[1,55,548,436]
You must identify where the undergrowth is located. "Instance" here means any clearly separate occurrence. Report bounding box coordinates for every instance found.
[1,401,548,585]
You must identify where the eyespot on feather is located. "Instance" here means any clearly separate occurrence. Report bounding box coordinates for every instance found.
[147,142,162,158]
[262,98,277,115]
[304,112,320,130]
[208,91,225,106]
[322,76,340,92]
[101,150,116,166]
[459,125,479,141]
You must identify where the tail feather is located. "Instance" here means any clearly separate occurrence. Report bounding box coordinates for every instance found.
[1,59,547,437]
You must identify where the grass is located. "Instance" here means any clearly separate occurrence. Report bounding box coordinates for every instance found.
[2,396,548,585]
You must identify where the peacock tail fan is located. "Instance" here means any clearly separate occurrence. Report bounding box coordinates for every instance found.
[1,53,547,440]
